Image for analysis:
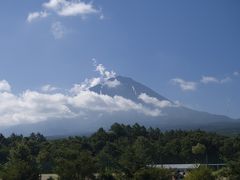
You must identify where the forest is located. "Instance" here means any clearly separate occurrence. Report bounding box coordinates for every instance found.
[0,123,240,180]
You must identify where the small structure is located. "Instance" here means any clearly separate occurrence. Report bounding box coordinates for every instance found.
[39,174,59,180]
[150,164,200,171]
[149,164,200,180]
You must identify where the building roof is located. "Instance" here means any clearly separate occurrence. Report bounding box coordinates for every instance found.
[151,164,200,169]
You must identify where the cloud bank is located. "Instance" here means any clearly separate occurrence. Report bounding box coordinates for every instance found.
[0,63,165,127]
[0,87,162,127]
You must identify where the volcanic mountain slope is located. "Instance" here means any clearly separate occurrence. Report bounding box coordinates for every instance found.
[91,76,238,129]
[1,76,239,136]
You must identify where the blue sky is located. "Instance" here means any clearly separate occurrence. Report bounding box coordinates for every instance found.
[0,0,240,119]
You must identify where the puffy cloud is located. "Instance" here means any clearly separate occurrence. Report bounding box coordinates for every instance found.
[94,63,121,87]
[41,84,58,92]
[95,63,116,79]
[43,0,99,17]
[171,78,197,91]
[27,1,102,40]
[27,11,49,23]
[69,91,161,116]
[27,0,100,22]
[138,93,173,108]
[0,63,167,127]
[42,0,64,10]
[104,79,121,88]
[0,91,73,126]
[0,89,161,127]
[0,80,11,92]
[51,21,66,39]
[201,76,231,84]
[70,77,101,93]
[71,62,121,93]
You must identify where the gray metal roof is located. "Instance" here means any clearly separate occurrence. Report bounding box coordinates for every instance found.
[150,164,200,169]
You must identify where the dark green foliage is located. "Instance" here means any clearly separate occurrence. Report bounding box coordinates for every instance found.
[134,168,172,180]
[0,124,239,179]
[0,143,39,180]
[192,143,206,155]
[185,166,215,180]
[55,150,96,180]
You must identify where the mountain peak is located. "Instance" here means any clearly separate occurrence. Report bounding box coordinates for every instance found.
[90,75,168,103]
[2,75,238,136]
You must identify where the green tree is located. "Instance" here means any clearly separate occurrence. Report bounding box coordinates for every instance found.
[227,159,240,180]
[192,143,207,163]
[134,168,172,180]
[97,143,120,174]
[37,143,55,173]
[55,150,96,180]
[133,136,154,166]
[0,143,39,180]
[185,166,214,180]
[192,143,206,155]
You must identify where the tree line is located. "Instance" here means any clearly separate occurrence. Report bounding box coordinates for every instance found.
[0,123,240,179]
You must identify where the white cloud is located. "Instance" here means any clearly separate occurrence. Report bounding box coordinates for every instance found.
[0,80,11,92]
[36,0,100,19]
[201,76,231,84]
[0,89,161,127]
[27,11,49,23]
[171,78,197,91]
[171,75,233,92]
[71,62,121,94]
[200,76,219,84]
[94,63,121,87]
[0,91,73,126]
[104,79,121,88]
[68,91,161,116]
[70,77,101,93]
[41,84,58,92]
[0,63,171,127]
[51,21,66,39]
[95,63,116,79]
[138,93,173,108]
[42,0,63,10]
[57,2,98,17]
[27,1,102,39]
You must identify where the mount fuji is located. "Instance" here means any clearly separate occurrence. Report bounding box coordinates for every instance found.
[1,76,240,136]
